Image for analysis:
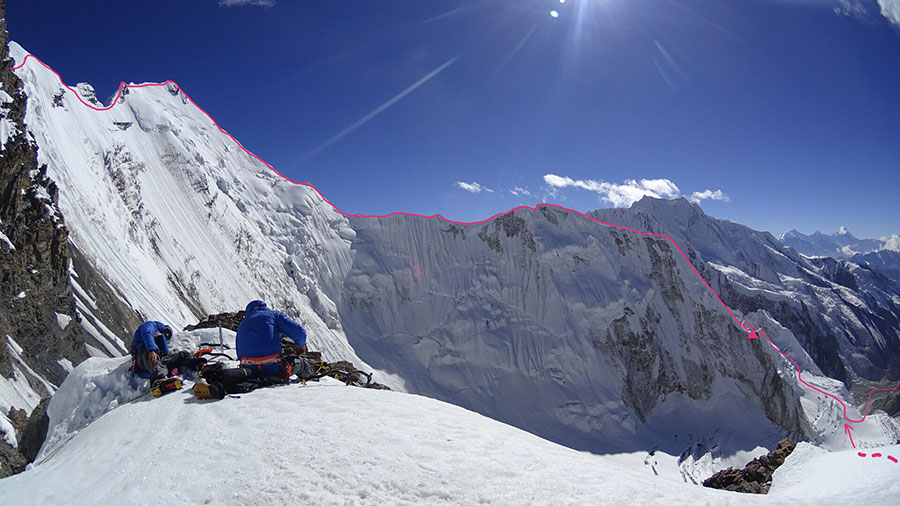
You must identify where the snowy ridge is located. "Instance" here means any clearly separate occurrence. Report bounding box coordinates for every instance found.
[2,355,899,505]
[35,328,231,460]
[8,43,381,376]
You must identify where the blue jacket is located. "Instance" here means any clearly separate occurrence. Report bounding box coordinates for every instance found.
[130,321,170,355]
[237,300,307,370]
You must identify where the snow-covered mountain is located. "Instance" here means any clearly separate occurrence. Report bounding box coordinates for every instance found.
[598,200,900,390]
[2,35,403,475]
[780,228,896,258]
[2,26,899,502]
[849,250,900,288]
[339,198,900,458]
[340,206,810,457]
[5,41,376,369]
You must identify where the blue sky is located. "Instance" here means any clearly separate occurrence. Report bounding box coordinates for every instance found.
[8,0,900,238]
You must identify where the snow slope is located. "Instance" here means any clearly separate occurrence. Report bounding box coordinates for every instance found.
[8,43,377,372]
[2,355,897,506]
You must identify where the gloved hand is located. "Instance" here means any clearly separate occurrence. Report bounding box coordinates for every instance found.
[148,350,159,366]
[295,344,308,355]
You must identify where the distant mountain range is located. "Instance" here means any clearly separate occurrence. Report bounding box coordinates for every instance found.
[780,227,899,258]
[779,229,900,287]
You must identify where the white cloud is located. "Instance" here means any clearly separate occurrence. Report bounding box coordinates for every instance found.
[688,189,730,203]
[544,174,576,188]
[455,181,494,194]
[543,174,729,208]
[543,175,684,207]
[880,234,900,252]
[218,0,275,7]
[879,0,900,28]
[509,187,532,197]
[834,0,870,22]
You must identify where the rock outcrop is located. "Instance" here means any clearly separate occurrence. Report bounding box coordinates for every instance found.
[702,439,797,494]
[184,311,245,333]
[0,0,88,477]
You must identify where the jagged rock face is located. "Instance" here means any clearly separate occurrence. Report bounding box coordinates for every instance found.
[0,398,49,477]
[0,2,86,477]
[0,21,85,386]
[876,390,900,418]
[0,11,88,396]
[340,206,808,453]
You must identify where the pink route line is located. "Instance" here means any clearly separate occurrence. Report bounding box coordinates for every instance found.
[12,52,900,449]
[858,452,899,463]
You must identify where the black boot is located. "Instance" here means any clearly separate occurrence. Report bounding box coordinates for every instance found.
[187,357,208,371]
[199,362,225,381]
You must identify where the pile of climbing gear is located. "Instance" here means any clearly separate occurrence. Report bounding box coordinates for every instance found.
[189,337,390,400]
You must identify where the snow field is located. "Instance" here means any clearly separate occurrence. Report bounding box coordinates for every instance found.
[4,353,897,505]
[769,442,900,504]
[0,364,775,506]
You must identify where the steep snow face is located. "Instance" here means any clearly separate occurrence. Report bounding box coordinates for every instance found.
[9,43,365,365]
[339,206,809,455]
[597,199,900,390]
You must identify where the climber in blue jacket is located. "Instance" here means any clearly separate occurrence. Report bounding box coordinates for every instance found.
[130,320,203,386]
[235,299,307,374]
[193,300,310,400]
